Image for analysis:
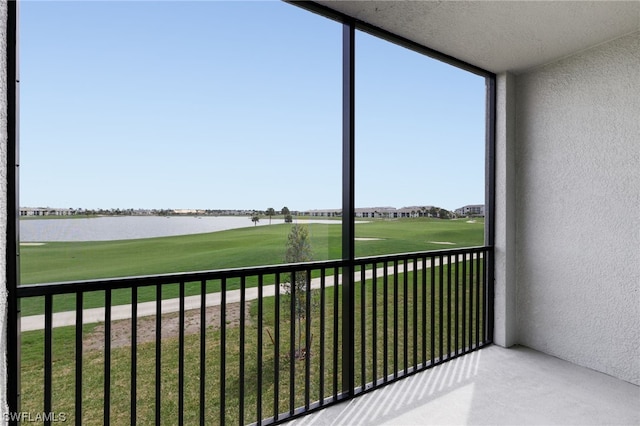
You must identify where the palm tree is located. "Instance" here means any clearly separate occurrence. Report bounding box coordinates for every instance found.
[266,207,276,225]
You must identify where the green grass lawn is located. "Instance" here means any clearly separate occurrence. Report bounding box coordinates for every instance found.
[20,217,483,284]
[18,218,483,316]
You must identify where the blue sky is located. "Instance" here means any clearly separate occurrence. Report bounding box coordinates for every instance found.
[19,1,486,212]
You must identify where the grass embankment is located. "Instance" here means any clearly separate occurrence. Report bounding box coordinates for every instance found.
[19,218,483,316]
[20,262,485,425]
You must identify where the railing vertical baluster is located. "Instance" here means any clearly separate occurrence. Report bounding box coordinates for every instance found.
[483,249,489,343]
[469,253,474,350]
[486,248,494,343]
[240,276,246,425]
[403,259,408,375]
[393,260,398,378]
[454,254,460,356]
[178,282,185,426]
[220,278,226,426]
[447,254,451,359]
[476,251,481,348]
[438,254,444,362]
[360,265,366,390]
[289,271,296,416]
[155,285,162,425]
[305,269,311,410]
[319,268,326,405]
[412,257,418,369]
[383,261,388,382]
[341,262,355,397]
[430,256,435,365]
[200,280,206,426]
[104,289,112,426]
[462,255,467,353]
[258,275,264,424]
[44,294,52,426]
[371,262,377,386]
[131,286,138,426]
[421,256,427,367]
[274,273,280,421]
[75,291,83,425]
[333,267,339,400]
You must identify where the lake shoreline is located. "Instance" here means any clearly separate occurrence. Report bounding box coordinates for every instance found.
[20,215,347,243]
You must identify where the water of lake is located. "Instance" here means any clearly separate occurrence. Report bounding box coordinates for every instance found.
[20,216,342,242]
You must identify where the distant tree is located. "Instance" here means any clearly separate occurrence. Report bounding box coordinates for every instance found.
[281,206,290,216]
[266,207,276,225]
[437,208,452,219]
[251,214,260,226]
[282,224,314,359]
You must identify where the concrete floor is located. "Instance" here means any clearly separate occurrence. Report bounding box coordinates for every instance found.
[286,345,639,426]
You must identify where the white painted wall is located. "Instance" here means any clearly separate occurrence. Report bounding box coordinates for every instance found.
[0,1,9,419]
[514,32,640,385]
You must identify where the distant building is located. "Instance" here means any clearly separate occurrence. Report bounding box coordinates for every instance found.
[20,207,75,217]
[455,204,485,217]
[355,207,396,218]
[172,209,206,215]
[306,208,341,217]
[304,206,438,219]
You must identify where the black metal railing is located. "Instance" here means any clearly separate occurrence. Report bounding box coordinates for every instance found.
[14,246,492,425]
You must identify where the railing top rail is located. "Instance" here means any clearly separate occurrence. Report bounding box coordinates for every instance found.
[16,258,345,298]
[16,245,492,298]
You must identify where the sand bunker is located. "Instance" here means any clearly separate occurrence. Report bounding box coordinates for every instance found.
[355,237,384,241]
[429,241,456,245]
[20,242,46,246]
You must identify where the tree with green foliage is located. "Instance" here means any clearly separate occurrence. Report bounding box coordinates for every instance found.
[266,207,276,225]
[282,224,313,359]
[251,214,260,226]
[438,208,452,219]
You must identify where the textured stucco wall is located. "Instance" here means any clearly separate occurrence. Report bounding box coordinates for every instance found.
[0,0,9,418]
[515,32,640,385]
[493,72,517,347]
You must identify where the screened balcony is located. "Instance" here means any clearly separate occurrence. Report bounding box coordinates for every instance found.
[3,1,639,425]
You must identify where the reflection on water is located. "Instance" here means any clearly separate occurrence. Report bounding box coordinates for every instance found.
[20,216,341,242]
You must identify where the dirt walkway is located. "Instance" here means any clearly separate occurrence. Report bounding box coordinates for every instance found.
[83,301,250,352]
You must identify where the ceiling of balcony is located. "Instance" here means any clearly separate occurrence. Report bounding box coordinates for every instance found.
[314,0,640,74]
